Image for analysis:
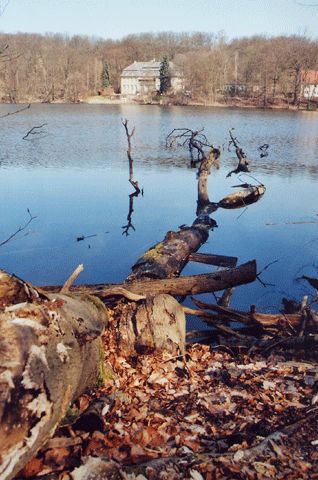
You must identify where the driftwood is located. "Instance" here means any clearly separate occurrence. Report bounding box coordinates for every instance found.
[0,270,108,480]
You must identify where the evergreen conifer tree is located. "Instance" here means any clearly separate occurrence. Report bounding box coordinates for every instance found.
[159,56,170,94]
[101,61,110,88]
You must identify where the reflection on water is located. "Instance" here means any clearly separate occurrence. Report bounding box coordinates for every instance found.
[0,104,317,319]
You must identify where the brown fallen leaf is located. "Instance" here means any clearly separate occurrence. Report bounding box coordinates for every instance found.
[18,458,44,478]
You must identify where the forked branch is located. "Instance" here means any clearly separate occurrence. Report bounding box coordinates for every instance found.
[0,209,36,247]
[166,127,214,165]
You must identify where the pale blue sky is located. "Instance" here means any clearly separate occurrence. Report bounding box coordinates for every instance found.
[0,0,317,40]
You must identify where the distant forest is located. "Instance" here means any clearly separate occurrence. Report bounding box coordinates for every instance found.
[0,31,317,105]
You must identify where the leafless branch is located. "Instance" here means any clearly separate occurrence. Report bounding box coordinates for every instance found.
[0,209,37,247]
[0,103,31,119]
[166,127,214,165]
[0,0,10,15]
[122,118,140,194]
[256,259,278,287]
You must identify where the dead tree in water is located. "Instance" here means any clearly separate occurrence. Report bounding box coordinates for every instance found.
[122,118,140,194]
[122,190,138,236]
[121,119,143,235]
[226,128,250,177]
[197,147,220,215]
[166,127,215,167]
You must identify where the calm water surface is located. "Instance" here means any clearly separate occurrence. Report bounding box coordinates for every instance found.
[0,104,317,323]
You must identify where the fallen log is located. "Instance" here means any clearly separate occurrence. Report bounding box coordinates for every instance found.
[43,260,257,299]
[0,270,108,480]
[127,219,212,281]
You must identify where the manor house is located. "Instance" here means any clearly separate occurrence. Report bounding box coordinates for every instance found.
[120,60,184,97]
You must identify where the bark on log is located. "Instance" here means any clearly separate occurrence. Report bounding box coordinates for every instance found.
[218,185,266,209]
[127,222,211,282]
[0,270,108,480]
[42,261,257,299]
[196,148,220,215]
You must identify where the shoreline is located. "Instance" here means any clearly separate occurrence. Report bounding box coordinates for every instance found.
[0,97,316,113]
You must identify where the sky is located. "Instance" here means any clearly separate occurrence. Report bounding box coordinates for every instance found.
[0,0,317,40]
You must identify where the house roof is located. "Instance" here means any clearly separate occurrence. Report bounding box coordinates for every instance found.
[301,70,318,84]
[121,60,181,78]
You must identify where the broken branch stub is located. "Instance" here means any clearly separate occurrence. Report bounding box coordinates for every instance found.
[226,128,250,177]
[0,270,108,480]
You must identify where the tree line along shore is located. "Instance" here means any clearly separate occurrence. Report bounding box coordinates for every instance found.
[0,31,317,109]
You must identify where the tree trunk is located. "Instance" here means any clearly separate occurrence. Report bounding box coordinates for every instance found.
[0,270,108,480]
[127,220,211,282]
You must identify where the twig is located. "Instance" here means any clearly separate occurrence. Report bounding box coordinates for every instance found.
[0,209,36,247]
[61,264,84,293]
[256,259,278,287]
[0,103,30,119]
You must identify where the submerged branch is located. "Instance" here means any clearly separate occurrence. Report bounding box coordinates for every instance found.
[0,103,30,119]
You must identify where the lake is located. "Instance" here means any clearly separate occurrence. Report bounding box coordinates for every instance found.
[0,104,317,328]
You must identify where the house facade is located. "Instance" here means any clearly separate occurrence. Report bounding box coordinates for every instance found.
[301,70,318,100]
[120,60,184,96]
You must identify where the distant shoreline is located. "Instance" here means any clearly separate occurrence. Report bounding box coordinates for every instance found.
[0,97,316,113]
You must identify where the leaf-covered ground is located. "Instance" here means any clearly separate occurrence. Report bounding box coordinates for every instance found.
[19,325,318,480]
